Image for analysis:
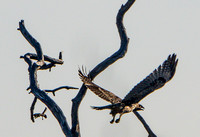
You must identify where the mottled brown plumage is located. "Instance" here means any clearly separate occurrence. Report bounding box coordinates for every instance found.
[79,54,178,123]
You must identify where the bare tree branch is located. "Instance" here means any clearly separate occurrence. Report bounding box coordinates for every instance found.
[71,0,136,137]
[19,21,73,137]
[18,20,44,63]
[30,97,48,122]
[133,111,157,137]
[20,52,64,65]
[33,107,47,120]
[44,86,79,96]
[30,97,37,122]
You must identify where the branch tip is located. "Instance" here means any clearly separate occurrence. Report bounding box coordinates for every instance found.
[59,51,63,60]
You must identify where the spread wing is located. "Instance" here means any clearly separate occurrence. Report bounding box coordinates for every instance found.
[122,54,178,105]
[78,69,122,104]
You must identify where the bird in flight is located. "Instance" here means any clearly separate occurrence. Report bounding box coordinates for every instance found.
[79,54,178,123]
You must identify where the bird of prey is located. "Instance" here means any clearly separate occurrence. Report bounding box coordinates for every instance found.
[79,54,178,124]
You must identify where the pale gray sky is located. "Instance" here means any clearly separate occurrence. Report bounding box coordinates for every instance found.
[0,0,200,137]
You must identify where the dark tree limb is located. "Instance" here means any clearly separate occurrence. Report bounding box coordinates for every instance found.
[20,52,64,65]
[30,97,48,122]
[71,0,136,137]
[33,107,47,120]
[133,111,157,137]
[30,97,37,122]
[23,46,72,137]
[19,21,73,137]
[44,86,79,96]
[20,52,63,71]
[18,20,44,63]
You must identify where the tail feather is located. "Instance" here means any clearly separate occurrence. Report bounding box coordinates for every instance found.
[91,105,113,110]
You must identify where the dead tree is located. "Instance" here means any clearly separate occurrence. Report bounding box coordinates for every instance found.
[19,0,156,136]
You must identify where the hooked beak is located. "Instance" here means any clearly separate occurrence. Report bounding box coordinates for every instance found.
[136,108,144,111]
[135,104,145,111]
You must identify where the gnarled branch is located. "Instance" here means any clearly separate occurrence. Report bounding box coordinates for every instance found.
[71,0,136,137]
[30,97,37,122]
[20,52,64,65]
[18,20,44,62]
[44,86,79,96]
[19,21,73,137]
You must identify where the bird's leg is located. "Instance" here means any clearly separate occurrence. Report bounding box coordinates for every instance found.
[110,114,116,124]
[115,113,123,123]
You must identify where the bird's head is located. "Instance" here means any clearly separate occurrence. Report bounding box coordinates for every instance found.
[135,104,144,111]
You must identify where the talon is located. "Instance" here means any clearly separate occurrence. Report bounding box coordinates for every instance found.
[115,118,120,123]
[110,119,114,124]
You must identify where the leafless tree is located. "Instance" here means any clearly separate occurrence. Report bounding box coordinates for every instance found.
[19,0,156,136]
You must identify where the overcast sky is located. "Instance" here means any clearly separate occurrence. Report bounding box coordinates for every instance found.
[1,0,200,137]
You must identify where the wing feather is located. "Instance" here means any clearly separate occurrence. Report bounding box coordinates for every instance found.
[122,54,178,105]
[78,69,122,104]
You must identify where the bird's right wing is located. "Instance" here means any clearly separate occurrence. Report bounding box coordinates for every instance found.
[78,69,122,104]
[122,54,178,105]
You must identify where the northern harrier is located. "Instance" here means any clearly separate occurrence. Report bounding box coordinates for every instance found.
[79,54,178,123]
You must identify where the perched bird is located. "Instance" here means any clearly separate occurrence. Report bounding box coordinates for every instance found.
[79,54,178,123]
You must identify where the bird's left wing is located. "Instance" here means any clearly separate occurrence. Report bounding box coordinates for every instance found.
[78,69,122,104]
[122,54,178,105]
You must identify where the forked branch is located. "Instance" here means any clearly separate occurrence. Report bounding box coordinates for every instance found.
[71,0,136,137]
[20,53,64,65]
[19,20,73,137]
[44,86,78,96]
